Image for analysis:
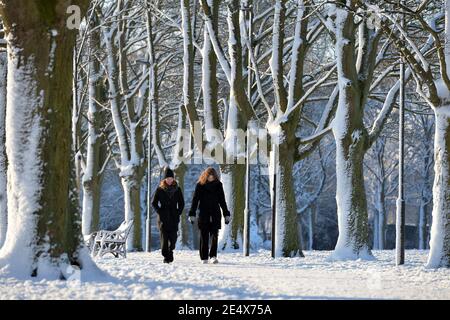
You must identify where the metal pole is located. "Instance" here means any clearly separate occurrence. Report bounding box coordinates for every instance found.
[271,146,277,259]
[145,1,153,253]
[396,6,405,265]
[243,1,253,257]
[146,97,152,253]
[246,1,253,98]
[244,126,251,256]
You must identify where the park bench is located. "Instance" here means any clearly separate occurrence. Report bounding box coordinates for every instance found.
[86,219,134,258]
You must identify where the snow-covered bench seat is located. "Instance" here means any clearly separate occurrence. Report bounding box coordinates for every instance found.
[88,220,134,259]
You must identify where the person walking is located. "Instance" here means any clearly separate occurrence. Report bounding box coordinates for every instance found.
[189,167,231,264]
[152,167,185,263]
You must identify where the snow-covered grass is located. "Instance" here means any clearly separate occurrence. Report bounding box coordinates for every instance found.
[0,250,448,300]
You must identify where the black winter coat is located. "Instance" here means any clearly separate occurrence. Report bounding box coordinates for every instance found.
[152,183,185,232]
[189,180,230,230]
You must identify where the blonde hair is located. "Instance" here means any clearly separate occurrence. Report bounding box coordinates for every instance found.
[159,179,177,189]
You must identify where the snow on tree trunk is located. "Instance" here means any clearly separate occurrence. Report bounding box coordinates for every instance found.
[330,3,373,260]
[332,128,372,260]
[100,4,146,251]
[219,163,246,250]
[218,99,246,250]
[202,0,220,138]
[121,171,143,251]
[82,27,103,236]
[178,0,195,249]
[264,0,307,257]
[427,106,450,268]
[0,0,103,279]
[0,48,7,248]
[418,142,432,250]
[273,142,303,257]
[218,0,255,250]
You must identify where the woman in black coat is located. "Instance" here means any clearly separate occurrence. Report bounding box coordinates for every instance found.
[189,167,231,264]
[152,167,184,263]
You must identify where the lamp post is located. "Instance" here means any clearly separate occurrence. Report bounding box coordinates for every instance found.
[242,0,253,257]
[271,145,277,259]
[145,90,152,253]
[244,125,251,257]
[144,0,155,252]
[396,6,406,265]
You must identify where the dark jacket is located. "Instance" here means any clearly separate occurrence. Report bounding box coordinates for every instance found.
[189,180,230,230]
[152,182,185,232]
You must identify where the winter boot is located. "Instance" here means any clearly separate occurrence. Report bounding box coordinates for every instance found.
[211,257,219,264]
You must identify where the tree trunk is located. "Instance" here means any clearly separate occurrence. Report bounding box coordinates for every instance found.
[121,173,143,251]
[427,107,450,268]
[202,0,220,137]
[82,180,101,236]
[332,128,372,259]
[218,0,254,250]
[376,196,386,250]
[0,48,7,248]
[100,2,146,252]
[0,0,102,279]
[219,163,246,250]
[373,179,386,250]
[418,202,428,250]
[82,25,104,236]
[266,0,307,257]
[273,141,303,257]
[331,2,375,260]
[418,146,432,250]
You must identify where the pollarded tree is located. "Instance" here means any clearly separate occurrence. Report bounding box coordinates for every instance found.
[196,0,257,250]
[263,0,337,257]
[0,0,103,279]
[97,0,150,251]
[79,11,111,237]
[199,0,335,256]
[321,0,411,260]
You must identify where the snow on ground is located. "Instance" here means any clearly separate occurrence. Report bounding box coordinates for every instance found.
[0,250,449,300]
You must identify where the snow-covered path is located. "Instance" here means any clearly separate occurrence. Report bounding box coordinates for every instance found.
[0,250,449,299]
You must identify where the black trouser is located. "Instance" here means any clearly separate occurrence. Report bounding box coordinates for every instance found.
[199,227,219,260]
[160,230,177,262]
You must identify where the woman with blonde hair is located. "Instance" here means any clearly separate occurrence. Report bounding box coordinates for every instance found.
[152,167,184,264]
[189,167,231,264]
